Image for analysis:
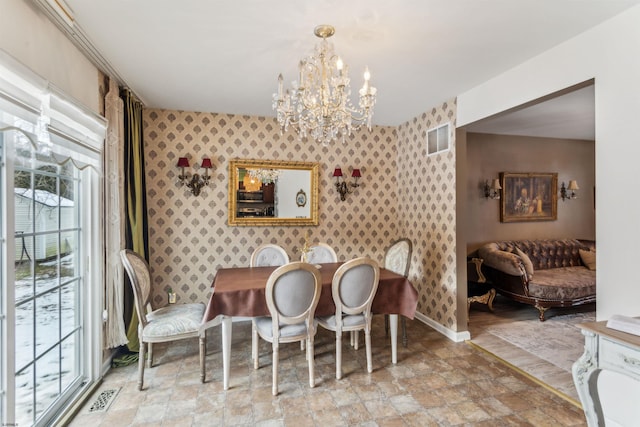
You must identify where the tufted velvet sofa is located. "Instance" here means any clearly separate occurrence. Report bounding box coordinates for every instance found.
[477,238,595,321]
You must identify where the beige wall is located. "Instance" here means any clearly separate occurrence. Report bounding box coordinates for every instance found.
[396,99,460,332]
[465,133,595,253]
[1,0,100,113]
[143,109,400,307]
[144,104,462,334]
[458,6,640,321]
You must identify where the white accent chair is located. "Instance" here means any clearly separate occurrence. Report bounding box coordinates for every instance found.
[120,249,220,390]
[303,242,338,264]
[317,257,380,379]
[252,262,322,395]
[250,243,289,267]
[384,238,412,347]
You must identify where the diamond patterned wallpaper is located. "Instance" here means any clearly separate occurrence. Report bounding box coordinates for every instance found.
[396,99,459,331]
[142,103,459,332]
[143,109,398,304]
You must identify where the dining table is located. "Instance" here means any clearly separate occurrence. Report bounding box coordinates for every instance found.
[201,262,419,390]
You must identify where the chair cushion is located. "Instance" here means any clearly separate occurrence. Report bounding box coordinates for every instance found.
[317,313,365,329]
[273,270,316,317]
[254,316,311,339]
[142,303,204,339]
[527,267,596,300]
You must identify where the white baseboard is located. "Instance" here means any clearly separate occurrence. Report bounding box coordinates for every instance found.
[413,311,470,342]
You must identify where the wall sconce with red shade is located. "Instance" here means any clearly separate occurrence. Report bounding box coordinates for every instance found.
[177,157,212,196]
[333,167,361,201]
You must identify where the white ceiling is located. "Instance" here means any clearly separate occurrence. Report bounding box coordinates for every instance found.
[465,84,596,140]
[60,0,638,136]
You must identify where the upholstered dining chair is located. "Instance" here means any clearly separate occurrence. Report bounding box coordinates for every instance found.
[384,238,412,347]
[120,249,221,390]
[251,262,322,395]
[250,243,290,267]
[303,242,338,264]
[317,257,380,379]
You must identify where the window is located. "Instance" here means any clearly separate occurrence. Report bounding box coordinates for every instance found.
[0,53,105,426]
[426,123,450,156]
[13,142,83,425]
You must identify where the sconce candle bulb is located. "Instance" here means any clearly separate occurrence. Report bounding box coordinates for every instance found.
[333,167,362,201]
[177,156,212,196]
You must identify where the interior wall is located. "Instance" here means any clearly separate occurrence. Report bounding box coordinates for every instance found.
[396,99,460,333]
[466,133,595,253]
[143,109,401,307]
[1,0,100,113]
[457,5,640,321]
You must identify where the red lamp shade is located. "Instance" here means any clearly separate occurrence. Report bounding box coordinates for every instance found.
[177,157,190,168]
[201,158,212,169]
[351,168,361,178]
[333,167,343,177]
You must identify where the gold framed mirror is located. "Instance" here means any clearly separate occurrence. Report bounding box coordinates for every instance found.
[228,159,319,226]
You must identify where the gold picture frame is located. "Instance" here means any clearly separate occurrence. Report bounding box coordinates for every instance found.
[228,159,319,226]
[500,172,557,222]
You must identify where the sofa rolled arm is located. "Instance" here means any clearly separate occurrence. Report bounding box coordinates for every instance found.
[478,243,526,278]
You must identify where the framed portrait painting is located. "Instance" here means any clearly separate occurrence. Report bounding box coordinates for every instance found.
[500,172,557,222]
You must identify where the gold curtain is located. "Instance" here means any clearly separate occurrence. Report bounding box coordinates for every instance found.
[121,89,148,352]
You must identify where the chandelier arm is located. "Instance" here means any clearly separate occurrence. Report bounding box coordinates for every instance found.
[273,25,376,145]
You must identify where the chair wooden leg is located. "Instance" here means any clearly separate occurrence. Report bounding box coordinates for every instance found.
[365,327,373,373]
[138,340,146,391]
[354,331,359,350]
[308,336,315,388]
[336,330,343,380]
[300,339,305,352]
[252,321,259,369]
[199,333,206,383]
[147,342,153,368]
[272,342,279,396]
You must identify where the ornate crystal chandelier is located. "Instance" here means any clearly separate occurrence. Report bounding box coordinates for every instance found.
[272,25,377,146]
[248,168,280,184]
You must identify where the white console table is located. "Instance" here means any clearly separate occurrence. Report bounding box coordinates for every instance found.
[573,320,640,426]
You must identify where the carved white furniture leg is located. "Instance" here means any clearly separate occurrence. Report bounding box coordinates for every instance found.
[573,320,640,427]
[572,328,601,426]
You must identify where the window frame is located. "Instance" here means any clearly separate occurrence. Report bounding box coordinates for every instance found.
[0,51,106,426]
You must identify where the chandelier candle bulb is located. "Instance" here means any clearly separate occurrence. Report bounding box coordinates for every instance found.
[299,60,305,87]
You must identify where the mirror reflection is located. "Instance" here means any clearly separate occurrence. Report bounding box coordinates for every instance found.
[228,159,319,226]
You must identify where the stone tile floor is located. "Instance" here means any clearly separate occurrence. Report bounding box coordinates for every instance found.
[69,317,586,426]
